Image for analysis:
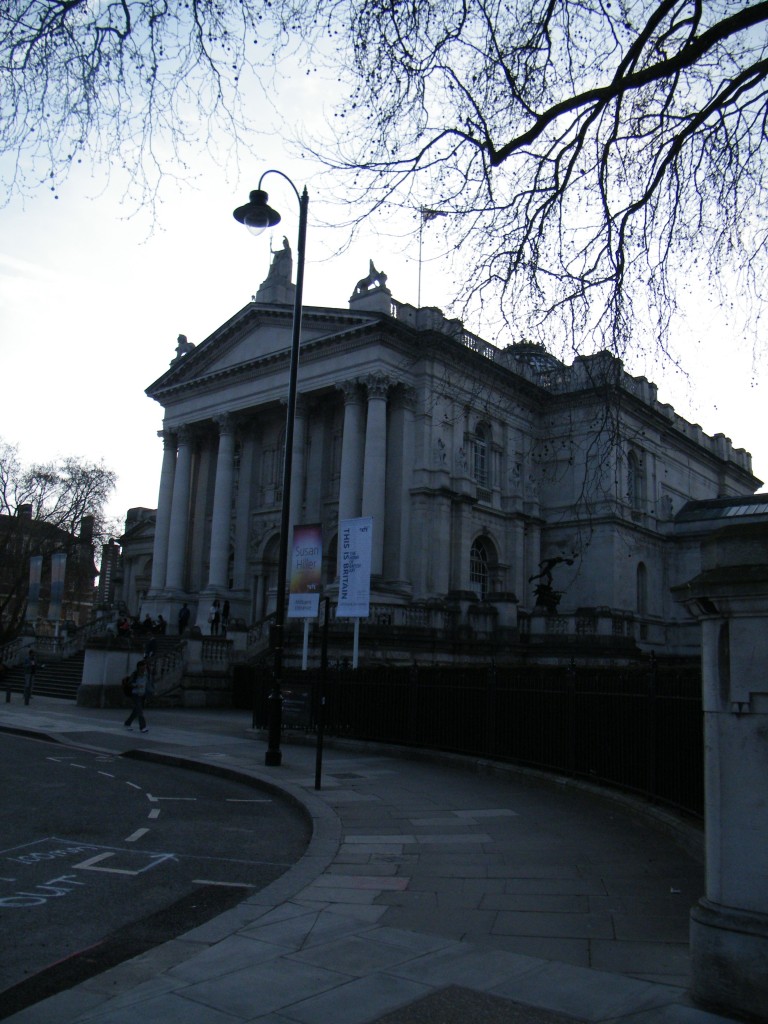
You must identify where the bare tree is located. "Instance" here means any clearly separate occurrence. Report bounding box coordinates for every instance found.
[303,0,768,359]
[0,440,117,640]
[0,0,301,204]
[3,1,768,361]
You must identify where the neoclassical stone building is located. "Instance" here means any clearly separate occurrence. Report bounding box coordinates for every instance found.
[132,248,760,661]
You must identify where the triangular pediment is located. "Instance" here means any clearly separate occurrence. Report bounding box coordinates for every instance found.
[146,303,383,403]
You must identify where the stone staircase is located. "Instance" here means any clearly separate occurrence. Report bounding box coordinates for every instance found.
[3,652,85,702]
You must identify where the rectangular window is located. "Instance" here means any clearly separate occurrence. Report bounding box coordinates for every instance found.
[472,439,488,488]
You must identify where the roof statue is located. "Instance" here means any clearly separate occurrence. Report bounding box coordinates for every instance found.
[268,237,292,282]
[255,236,296,305]
[170,333,195,366]
[348,260,392,313]
[353,260,388,296]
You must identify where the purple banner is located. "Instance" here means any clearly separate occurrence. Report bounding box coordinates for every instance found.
[288,523,322,618]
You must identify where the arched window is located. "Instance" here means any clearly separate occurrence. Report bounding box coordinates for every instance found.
[253,534,280,621]
[470,536,497,599]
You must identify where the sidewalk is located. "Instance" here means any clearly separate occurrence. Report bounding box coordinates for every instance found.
[0,697,738,1024]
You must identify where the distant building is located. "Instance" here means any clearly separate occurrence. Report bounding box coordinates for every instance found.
[96,538,121,608]
[114,508,156,614]
[125,250,761,662]
[0,507,97,639]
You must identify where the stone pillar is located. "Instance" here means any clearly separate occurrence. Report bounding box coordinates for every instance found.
[431,493,452,595]
[232,430,255,595]
[188,437,215,595]
[674,522,768,1021]
[207,415,236,592]
[288,397,308,537]
[164,426,194,593]
[511,520,526,602]
[361,373,390,576]
[148,430,177,595]
[304,400,326,524]
[450,497,476,592]
[386,387,415,586]
[337,381,365,524]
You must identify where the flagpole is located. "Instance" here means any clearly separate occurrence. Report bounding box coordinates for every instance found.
[418,213,424,308]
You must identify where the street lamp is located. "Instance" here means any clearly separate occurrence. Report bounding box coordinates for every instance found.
[234,172,309,767]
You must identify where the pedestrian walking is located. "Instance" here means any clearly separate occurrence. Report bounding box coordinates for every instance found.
[23,650,38,705]
[143,635,157,699]
[124,660,150,732]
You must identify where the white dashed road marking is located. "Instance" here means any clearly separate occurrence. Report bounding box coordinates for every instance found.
[125,829,150,842]
[192,879,255,888]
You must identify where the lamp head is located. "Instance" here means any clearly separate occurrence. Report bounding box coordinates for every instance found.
[233,189,282,236]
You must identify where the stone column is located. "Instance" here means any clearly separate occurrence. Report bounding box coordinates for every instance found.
[431,493,452,594]
[232,429,255,594]
[288,397,308,537]
[409,494,430,597]
[337,379,365,532]
[511,519,526,600]
[164,426,194,593]
[450,496,476,592]
[148,430,177,595]
[674,522,768,1021]
[207,415,236,592]
[304,400,326,524]
[361,374,390,577]
[385,386,415,586]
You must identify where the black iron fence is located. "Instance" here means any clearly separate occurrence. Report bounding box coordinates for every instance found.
[250,659,704,818]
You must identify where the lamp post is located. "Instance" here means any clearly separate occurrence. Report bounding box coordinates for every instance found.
[234,172,309,767]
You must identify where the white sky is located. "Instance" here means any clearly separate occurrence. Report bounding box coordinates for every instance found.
[1,73,765,533]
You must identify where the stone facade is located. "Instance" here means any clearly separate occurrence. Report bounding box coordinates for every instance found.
[127,258,760,662]
[673,513,768,1019]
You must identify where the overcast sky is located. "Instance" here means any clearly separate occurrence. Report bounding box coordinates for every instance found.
[1,76,765,533]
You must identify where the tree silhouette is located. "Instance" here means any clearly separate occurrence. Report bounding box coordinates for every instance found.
[3,1,767,359]
[312,0,768,358]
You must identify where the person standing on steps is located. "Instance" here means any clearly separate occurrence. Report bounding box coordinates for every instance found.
[209,598,221,636]
[124,660,150,732]
[178,602,191,635]
[23,650,38,705]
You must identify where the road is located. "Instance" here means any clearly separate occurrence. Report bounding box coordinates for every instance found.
[0,732,310,1016]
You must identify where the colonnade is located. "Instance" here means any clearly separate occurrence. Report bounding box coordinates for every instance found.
[145,374,415,623]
